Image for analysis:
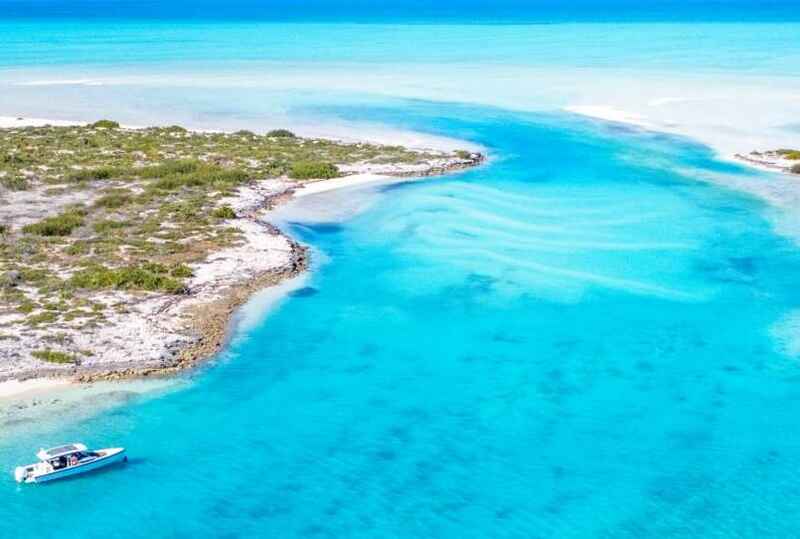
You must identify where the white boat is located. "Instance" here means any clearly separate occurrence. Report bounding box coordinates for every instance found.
[14,443,126,484]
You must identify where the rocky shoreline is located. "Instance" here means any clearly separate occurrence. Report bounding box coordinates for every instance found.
[734,150,800,176]
[1,151,484,389]
[74,241,309,383]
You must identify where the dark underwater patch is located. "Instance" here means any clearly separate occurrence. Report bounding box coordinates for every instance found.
[290,286,319,298]
[304,222,345,235]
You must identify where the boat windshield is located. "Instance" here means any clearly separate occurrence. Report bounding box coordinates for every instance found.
[49,452,93,469]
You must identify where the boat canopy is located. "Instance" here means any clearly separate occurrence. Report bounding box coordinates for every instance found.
[37,443,87,461]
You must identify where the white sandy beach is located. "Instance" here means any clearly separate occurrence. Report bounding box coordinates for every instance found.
[0,115,83,128]
[0,378,71,400]
[564,105,655,130]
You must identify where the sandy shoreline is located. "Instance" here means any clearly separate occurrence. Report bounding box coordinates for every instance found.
[0,118,485,399]
[564,105,800,177]
[5,102,796,401]
[0,377,71,399]
[565,105,655,130]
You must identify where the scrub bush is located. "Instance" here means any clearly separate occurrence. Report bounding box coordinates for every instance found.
[289,161,339,180]
[266,129,296,138]
[212,205,237,219]
[23,208,86,236]
[90,120,120,129]
[32,349,77,364]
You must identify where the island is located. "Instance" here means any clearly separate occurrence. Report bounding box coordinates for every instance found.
[0,121,483,387]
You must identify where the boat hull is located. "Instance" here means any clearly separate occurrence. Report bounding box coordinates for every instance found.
[15,447,126,483]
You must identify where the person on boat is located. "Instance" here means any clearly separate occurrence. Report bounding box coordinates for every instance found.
[70,455,78,466]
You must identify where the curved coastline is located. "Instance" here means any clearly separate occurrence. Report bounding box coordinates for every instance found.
[0,131,485,399]
[1,105,790,400]
[565,105,800,178]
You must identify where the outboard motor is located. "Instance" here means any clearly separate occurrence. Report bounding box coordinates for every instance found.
[14,467,27,483]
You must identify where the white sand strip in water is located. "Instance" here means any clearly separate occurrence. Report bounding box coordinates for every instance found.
[0,378,71,400]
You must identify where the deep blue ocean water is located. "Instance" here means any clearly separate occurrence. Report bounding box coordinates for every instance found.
[3,6,800,538]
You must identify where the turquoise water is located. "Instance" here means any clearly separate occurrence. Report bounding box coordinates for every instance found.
[3,20,800,71]
[4,12,800,538]
[5,102,800,537]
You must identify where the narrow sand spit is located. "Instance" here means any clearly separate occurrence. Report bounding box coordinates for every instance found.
[566,105,800,178]
[564,105,655,129]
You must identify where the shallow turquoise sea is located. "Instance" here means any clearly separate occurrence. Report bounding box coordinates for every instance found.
[4,12,800,538]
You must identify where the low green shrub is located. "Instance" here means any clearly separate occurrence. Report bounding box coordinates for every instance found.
[69,166,122,183]
[93,220,129,233]
[170,264,194,278]
[1,175,29,191]
[289,161,339,180]
[90,119,120,129]
[185,167,249,188]
[141,159,201,178]
[141,262,168,274]
[65,241,89,256]
[94,190,133,209]
[150,167,249,191]
[141,160,249,191]
[69,264,187,294]
[27,312,58,325]
[455,150,471,159]
[266,129,296,138]
[23,208,86,236]
[18,301,36,314]
[212,205,237,219]
[1,152,31,165]
[32,349,77,364]
[19,268,50,283]
[0,223,7,235]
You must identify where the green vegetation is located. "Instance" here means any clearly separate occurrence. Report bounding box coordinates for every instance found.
[0,121,459,340]
[69,264,187,294]
[22,208,86,236]
[289,161,339,180]
[455,150,471,159]
[266,129,296,138]
[147,162,250,192]
[141,159,201,177]
[212,205,237,219]
[0,122,435,192]
[26,311,58,326]
[32,349,78,364]
[776,149,800,160]
[94,189,133,209]
[90,119,120,129]
[169,264,194,278]
[1,174,29,191]
[92,219,129,234]
[69,166,123,183]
